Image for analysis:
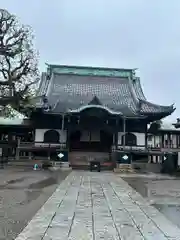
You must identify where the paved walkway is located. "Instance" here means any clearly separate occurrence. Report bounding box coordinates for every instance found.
[15,172,180,240]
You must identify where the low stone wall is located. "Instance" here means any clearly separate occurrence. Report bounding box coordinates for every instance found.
[132,162,162,173]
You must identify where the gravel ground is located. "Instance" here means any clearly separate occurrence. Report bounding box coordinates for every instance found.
[0,167,71,240]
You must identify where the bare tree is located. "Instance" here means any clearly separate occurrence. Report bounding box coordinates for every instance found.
[0,9,39,115]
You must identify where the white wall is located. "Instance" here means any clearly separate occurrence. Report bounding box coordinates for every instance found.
[117,132,123,145]
[35,129,67,143]
[135,133,145,145]
[118,132,145,146]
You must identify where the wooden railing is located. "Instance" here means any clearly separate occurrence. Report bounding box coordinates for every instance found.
[148,144,180,149]
[112,145,146,151]
[18,142,67,149]
[0,140,17,146]
[112,144,180,152]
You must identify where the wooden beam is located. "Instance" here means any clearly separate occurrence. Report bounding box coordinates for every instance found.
[61,114,65,130]
[123,117,126,149]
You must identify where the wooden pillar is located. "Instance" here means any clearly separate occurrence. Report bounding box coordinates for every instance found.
[162,133,164,148]
[113,133,115,145]
[153,135,156,148]
[167,133,170,148]
[115,133,118,149]
[15,138,20,161]
[61,114,65,131]
[145,123,148,149]
[8,132,13,158]
[115,118,118,149]
[61,114,65,149]
[66,128,69,150]
[28,152,32,160]
[176,134,178,148]
[123,117,126,149]
[32,130,35,142]
[66,115,71,150]
[148,155,151,163]
[48,150,50,160]
[170,133,172,148]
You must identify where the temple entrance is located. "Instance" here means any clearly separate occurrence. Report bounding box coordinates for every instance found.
[100,130,113,151]
[69,131,81,150]
[68,107,114,169]
[69,129,113,152]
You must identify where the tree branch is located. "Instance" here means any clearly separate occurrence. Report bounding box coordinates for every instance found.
[0,9,39,116]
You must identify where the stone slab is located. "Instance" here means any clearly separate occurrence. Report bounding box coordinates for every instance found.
[15,172,180,240]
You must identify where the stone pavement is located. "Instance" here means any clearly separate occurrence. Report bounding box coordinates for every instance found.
[15,171,180,240]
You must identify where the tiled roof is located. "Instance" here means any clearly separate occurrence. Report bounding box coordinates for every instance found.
[45,74,138,116]
[35,65,175,118]
[160,122,180,131]
[0,117,30,125]
[132,77,146,100]
[139,99,174,114]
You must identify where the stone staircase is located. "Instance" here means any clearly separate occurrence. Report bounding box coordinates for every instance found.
[69,151,114,170]
[114,164,135,173]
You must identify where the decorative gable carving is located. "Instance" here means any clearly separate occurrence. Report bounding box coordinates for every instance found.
[88,96,102,105]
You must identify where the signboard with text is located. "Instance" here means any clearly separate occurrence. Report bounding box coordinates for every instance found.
[56,150,68,162]
[117,152,131,164]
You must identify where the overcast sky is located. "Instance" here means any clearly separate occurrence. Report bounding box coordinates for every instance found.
[1,0,180,121]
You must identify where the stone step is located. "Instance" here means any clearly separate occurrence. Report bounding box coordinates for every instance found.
[71,165,113,171]
[114,168,135,173]
[71,165,89,170]
[114,164,135,173]
[117,164,132,169]
[69,151,110,166]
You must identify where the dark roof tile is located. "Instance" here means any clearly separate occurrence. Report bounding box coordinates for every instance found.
[139,99,175,114]
[46,74,138,116]
[36,67,174,118]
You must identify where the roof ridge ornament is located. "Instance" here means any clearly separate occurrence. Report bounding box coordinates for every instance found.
[88,96,102,105]
[42,95,51,112]
[47,64,134,78]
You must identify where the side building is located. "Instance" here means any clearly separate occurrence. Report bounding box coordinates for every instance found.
[148,122,180,164]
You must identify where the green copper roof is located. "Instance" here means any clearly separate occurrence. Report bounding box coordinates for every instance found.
[47,64,135,78]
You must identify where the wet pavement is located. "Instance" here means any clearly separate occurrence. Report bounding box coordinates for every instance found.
[155,204,180,229]
[123,174,180,230]
[15,171,180,240]
[0,167,71,240]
